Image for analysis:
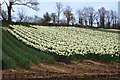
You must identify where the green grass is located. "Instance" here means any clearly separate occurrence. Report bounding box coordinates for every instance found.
[2,28,120,69]
[2,51,17,69]
[4,29,55,62]
[2,36,32,69]
[3,31,41,64]
[2,29,55,69]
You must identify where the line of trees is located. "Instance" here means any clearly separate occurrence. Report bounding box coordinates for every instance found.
[0,1,119,28]
[76,7,119,28]
[39,3,119,28]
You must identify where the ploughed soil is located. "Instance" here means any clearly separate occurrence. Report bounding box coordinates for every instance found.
[2,60,120,80]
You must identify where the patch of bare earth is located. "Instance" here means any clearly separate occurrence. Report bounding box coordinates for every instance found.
[2,60,120,79]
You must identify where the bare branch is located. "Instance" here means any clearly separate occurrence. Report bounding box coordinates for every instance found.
[55,2,63,24]
[0,1,9,8]
[12,1,39,11]
[0,2,5,6]
[17,8,26,22]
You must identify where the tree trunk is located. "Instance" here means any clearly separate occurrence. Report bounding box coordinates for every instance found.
[112,19,115,28]
[85,20,87,26]
[102,16,104,28]
[8,2,12,23]
[79,18,80,24]
[53,17,55,25]
[67,18,69,25]
[107,17,110,28]
[79,18,83,25]
[57,13,60,24]
[81,18,83,25]
[97,22,99,27]
[89,18,91,26]
[100,16,104,28]
[90,16,93,27]
[115,17,117,28]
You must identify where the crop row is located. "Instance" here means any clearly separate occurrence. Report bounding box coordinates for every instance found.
[9,25,119,56]
[2,29,54,69]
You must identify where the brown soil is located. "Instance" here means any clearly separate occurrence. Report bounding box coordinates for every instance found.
[2,60,120,80]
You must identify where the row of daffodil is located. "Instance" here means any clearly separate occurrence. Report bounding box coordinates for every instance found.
[8,25,119,56]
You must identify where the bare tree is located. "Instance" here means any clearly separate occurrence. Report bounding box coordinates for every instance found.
[76,9,83,25]
[88,7,95,27]
[17,8,26,22]
[55,2,63,24]
[98,7,106,28]
[83,7,89,26]
[64,6,73,25]
[43,12,51,24]
[106,10,111,28]
[113,12,118,28]
[1,0,39,22]
[111,11,118,28]
[95,12,100,27]
[71,16,76,25]
[51,13,57,24]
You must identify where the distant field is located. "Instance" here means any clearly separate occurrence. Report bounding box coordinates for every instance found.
[2,25,120,69]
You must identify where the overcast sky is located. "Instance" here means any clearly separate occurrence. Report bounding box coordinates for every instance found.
[0,0,120,19]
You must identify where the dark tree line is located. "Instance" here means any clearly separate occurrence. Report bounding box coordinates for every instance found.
[0,1,119,28]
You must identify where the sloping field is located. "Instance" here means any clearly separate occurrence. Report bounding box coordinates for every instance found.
[8,25,119,56]
[1,25,120,79]
[2,29,55,69]
[2,25,120,69]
